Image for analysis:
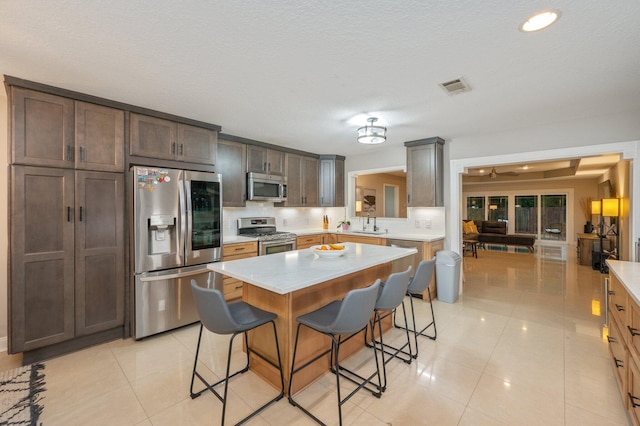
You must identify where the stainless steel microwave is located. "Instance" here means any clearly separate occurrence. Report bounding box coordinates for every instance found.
[247,172,287,202]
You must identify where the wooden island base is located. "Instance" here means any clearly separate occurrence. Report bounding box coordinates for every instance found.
[243,262,392,395]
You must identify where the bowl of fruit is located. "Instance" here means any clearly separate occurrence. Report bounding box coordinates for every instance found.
[311,244,347,259]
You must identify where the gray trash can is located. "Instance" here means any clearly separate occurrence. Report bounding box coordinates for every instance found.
[435,250,462,303]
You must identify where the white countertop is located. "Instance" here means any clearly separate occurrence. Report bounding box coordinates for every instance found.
[208,243,417,294]
[290,228,445,242]
[222,235,256,244]
[607,260,640,306]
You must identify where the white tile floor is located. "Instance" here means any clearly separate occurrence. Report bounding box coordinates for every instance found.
[0,246,630,425]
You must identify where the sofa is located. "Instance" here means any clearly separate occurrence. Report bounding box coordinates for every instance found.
[463,220,535,253]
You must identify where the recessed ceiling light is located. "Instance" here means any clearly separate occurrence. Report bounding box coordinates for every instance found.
[519,10,561,32]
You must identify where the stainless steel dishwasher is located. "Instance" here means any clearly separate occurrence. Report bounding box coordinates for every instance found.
[386,238,423,282]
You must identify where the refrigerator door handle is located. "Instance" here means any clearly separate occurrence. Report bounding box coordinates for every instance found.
[179,174,187,265]
[138,267,212,282]
[183,178,193,260]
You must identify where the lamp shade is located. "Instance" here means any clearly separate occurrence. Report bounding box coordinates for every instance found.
[357,117,386,144]
[591,200,601,215]
[601,198,619,217]
[355,200,362,212]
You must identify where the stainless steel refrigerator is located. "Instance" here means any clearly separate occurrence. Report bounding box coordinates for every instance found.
[132,166,222,339]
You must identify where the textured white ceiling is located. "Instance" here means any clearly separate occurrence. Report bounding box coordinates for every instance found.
[1,1,639,157]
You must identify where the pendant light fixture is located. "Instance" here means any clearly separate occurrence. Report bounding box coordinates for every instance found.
[357,117,386,144]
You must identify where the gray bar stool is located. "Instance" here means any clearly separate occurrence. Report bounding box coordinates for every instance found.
[366,266,413,391]
[288,280,382,426]
[393,258,438,358]
[189,280,284,426]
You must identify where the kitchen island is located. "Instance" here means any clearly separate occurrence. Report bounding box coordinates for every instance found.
[207,243,417,394]
[606,260,640,425]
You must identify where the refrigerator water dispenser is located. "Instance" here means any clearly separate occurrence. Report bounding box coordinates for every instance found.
[148,214,176,255]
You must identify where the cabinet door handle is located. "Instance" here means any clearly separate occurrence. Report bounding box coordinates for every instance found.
[67,145,74,161]
[268,162,271,173]
[408,194,411,203]
[629,393,640,408]
[234,284,242,290]
[234,247,245,251]
[609,290,615,295]
[263,162,267,172]
[616,304,625,312]
[614,357,624,368]
[79,206,83,222]
[67,206,71,222]
[628,326,640,337]
[180,144,184,156]
[172,142,176,154]
[607,335,616,343]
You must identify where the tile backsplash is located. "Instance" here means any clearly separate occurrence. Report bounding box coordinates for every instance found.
[223,202,445,236]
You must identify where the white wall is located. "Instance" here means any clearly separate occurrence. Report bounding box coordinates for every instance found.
[448,108,640,160]
[0,92,7,350]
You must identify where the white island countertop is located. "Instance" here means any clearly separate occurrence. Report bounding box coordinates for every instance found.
[607,260,640,306]
[208,243,417,294]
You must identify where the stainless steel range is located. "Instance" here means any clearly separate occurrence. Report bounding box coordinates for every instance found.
[238,217,297,255]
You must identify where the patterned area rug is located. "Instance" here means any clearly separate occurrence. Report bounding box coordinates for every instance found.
[0,363,46,426]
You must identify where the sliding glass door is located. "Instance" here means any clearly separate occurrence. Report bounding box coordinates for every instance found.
[464,192,569,243]
[488,196,508,222]
[515,195,537,235]
[466,196,485,221]
[541,194,567,241]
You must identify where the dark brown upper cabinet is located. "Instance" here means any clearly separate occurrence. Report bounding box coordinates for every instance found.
[10,88,125,172]
[75,101,125,172]
[130,113,217,165]
[405,137,444,207]
[10,87,75,168]
[319,155,345,207]
[217,138,247,207]
[246,145,285,176]
[281,154,319,207]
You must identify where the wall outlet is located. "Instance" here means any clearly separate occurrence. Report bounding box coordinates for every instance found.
[423,219,432,229]
[415,220,421,228]
[282,218,288,226]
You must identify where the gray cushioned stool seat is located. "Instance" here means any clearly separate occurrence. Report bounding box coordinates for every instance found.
[190,281,284,426]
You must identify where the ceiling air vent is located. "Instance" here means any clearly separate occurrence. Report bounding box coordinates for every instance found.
[439,77,471,95]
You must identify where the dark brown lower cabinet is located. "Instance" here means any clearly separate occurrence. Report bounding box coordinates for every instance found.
[10,166,124,353]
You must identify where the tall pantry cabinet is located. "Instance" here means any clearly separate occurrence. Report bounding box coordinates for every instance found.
[8,86,125,354]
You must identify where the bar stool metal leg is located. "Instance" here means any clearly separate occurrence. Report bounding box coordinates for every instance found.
[288,281,381,426]
[189,282,285,426]
[364,266,413,391]
[393,259,438,358]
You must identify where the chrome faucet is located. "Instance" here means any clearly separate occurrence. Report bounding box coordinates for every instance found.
[366,207,378,232]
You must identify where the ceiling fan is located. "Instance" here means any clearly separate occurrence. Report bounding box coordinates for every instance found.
[487,167,519,178]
